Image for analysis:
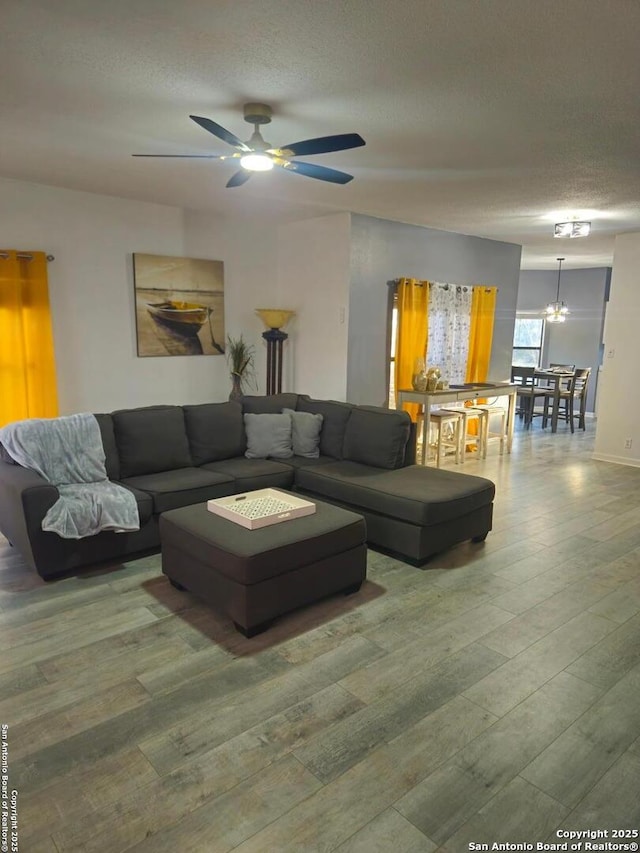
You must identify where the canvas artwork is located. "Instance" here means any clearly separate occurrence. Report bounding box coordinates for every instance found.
[133,253,225,357]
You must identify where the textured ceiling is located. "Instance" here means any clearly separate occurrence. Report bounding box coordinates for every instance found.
[2,0,639,268]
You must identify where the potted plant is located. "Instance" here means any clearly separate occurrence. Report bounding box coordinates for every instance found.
[226,334,257,401]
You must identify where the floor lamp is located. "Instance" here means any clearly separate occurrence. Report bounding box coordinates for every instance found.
[255,309,296,395]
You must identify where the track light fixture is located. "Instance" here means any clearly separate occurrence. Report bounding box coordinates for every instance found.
[554,221,591,238]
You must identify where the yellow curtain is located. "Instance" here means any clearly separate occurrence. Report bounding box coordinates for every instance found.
[0,250,58,426]
[464,287,498,444]
[466,286,498,383]
[394,277,429,422]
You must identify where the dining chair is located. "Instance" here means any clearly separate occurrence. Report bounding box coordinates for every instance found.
[547,364,576,391]
[545,367,591,432]
[541,367,576,430]
[510,366,548,428]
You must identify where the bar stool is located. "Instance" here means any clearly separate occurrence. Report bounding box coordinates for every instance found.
[442,406,486,462]
[425,409,464,467]
[470,403,507,455]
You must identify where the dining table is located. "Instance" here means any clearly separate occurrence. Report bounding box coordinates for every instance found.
[396,381,518,464]
[532,369,575,433]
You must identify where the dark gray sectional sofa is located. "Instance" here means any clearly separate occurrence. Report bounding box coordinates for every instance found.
[0,393,496,579]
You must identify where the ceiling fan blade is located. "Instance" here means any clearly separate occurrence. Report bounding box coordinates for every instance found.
[283,161,354,184]
[190,115,251,151]
[278,133,365,158]
[226,169,253,188]
[132,154,223,158]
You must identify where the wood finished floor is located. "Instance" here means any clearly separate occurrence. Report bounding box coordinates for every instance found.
[3,420,640,852]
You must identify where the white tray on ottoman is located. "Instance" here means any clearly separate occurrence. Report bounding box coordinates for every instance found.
[207,487,315,530]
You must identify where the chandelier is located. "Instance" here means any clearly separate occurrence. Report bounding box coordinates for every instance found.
[545,257,570,324]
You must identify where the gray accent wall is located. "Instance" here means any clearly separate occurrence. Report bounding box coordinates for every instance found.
[517,267,609,414]
[347,214,523,406]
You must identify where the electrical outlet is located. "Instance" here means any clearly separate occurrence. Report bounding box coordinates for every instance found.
[625,438,632,450]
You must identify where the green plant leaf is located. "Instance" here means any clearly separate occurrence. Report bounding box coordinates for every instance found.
[226,334,257,391]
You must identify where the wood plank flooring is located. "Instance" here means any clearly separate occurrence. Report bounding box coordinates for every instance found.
[2,420,640,851]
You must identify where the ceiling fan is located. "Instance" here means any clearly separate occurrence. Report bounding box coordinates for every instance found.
[133,102,366,188]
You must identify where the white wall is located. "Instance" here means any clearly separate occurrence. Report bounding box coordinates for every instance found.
[276,213,351,399]
[0,178,280,413]
[1,178,185,413]
[2,177,524,416]
[593,232,640,467]
[183,210,279,397]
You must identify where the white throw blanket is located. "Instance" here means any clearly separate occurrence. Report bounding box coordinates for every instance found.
[0,413,140,539]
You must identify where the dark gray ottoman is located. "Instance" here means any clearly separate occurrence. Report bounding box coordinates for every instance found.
[159,496,367,637]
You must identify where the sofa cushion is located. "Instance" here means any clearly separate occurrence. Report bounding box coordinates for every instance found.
[244,413,293,459]
[113,406,192,478]
[121,467,235,514]
[282,408,323,458]
[116,482,154,526]
[183,401,246,465]
[94,413,120,481]
[295,461,495,527]
[297,397,353,459]
[242,393,299,414]
[278,455,336,470]
[202,458,295,492]
[343,407,411,469]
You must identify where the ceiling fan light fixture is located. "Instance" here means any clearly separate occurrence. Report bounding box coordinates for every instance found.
[135,104,365,186]
[240,153,274,172]
[554,221,591,238]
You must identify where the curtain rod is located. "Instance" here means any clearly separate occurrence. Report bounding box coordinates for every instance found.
[0,252,55,262]
[391,279,497,292]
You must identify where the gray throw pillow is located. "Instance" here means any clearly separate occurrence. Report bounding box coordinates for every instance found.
[244,413,293,459]
[282,408,323,458]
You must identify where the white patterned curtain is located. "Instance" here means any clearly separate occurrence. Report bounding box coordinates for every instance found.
[426,283,472,385]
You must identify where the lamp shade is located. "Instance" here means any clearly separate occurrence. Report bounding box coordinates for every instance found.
[255,309,296,330]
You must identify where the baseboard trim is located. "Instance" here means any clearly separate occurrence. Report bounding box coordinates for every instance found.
[591,452,640,468]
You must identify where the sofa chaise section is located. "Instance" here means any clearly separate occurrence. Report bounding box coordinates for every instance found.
[244,394,495,563]
[294,462,494,564]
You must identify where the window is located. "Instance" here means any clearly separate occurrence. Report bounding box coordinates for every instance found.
[512,316,544,367]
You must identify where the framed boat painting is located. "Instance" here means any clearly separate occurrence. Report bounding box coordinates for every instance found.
[133,253,225,357]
